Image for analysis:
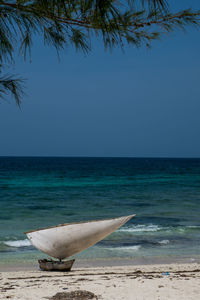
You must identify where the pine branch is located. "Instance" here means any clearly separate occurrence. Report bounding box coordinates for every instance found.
[0,1,199,105]
[0,75,25,106]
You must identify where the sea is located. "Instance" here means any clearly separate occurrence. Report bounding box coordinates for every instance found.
[0,157,200,265]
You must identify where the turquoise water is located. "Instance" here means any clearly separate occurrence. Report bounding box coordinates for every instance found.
[0,157,200,263]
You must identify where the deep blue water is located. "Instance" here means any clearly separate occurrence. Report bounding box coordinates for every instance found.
[0,157,200,263]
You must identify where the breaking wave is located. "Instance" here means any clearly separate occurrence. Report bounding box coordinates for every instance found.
[4,239,31,247]
[108,245,141,252]
[158,240,170,245]
[119,224,162,233]
[118,224,200,234]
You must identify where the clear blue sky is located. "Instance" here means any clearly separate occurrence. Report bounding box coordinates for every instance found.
[1,1,200,157]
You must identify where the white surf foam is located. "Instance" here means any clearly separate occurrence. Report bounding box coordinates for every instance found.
[108,245,141,252]
[119,224,162,233]
[158,240,170,245]
[4,239,31,247]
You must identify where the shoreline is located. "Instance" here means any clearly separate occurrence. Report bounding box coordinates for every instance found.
[1,255,200,272]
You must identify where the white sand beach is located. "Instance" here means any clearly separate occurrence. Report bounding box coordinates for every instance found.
[0,263,199,300]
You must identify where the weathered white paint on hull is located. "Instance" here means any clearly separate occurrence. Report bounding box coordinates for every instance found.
[25,215,135,260]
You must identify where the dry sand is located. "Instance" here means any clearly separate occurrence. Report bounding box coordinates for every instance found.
[0,263,199,300]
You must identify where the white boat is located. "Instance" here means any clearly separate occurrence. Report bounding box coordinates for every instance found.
[25,214,135,260]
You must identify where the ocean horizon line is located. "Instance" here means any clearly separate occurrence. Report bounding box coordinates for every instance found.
[0,155,200,159]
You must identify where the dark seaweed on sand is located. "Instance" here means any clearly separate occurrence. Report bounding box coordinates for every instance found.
[50,290,98,300]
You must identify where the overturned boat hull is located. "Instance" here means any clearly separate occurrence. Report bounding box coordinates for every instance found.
[25,214,135,260]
